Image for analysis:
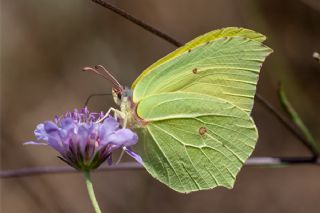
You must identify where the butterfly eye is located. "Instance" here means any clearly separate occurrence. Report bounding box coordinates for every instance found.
[111,88,122,100]
[117,92,122,100]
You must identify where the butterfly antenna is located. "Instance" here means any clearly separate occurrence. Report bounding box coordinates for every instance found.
[84,93,112,107]
[82,65,123,94]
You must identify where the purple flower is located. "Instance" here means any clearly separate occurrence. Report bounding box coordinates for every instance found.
[26,107,142,170]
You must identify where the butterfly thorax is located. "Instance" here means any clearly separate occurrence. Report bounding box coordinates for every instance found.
[113,87,145,128]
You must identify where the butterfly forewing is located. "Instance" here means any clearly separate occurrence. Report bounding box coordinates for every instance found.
[133,36,272,113]
[131,27,267,89]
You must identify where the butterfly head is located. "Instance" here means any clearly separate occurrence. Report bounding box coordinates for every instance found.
[112,87,133,106]
[82,65,134,107]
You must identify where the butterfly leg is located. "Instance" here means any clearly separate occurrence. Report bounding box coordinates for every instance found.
[95,107,125,124]
[114,110,128,128]
[115,149,125,165]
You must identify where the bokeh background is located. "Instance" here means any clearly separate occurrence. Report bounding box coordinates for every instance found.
[1,0,320,212]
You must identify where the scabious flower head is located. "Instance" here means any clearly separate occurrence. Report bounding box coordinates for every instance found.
[26,107,141,170]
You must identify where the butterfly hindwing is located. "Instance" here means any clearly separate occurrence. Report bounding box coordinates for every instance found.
[135,92,257,193]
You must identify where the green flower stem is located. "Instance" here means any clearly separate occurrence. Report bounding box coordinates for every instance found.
[278,84,320,154]
[83,170,102,213]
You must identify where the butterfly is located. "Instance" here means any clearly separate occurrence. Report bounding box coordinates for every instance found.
[84,27,272,193]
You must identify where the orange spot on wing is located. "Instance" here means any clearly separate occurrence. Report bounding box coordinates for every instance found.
[199,127,207,135]
[192,68,198,74]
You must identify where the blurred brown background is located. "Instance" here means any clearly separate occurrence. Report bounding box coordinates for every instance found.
[1,0,320,212]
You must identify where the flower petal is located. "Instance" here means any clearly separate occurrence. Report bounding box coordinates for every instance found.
[103,116,119,127]
[124,147,143,165]
[47,137,65,154]
[24,141,47,145]
[34,123,48,141]
[44,121,59,135]
[60,118,74,130]
[77,125,89,156]
[101,117,119,134]
[106,129,138,147]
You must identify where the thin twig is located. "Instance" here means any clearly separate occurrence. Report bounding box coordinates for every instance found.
[1,157,319,178]
[90,0,315,154]
[0,162,141,178]
[277,85,320,154]
[91,0,182,47]
[255,94,318,156]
